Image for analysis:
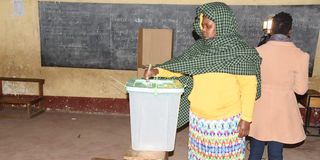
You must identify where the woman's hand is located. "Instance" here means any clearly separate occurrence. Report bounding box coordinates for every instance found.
[237,119,251,138]
[143,66,159,80]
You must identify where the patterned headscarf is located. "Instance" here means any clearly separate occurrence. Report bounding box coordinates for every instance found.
[157,2,261,128]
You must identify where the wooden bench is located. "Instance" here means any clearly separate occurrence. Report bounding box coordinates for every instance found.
[0,77,45,118]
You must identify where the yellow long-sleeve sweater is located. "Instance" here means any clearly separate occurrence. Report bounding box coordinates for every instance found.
[157,68,257,122]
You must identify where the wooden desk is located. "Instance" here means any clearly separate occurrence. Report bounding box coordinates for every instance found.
[0,77,45,118]
[298,89,320,136]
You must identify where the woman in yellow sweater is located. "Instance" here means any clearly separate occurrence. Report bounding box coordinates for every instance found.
[144,2,261,160]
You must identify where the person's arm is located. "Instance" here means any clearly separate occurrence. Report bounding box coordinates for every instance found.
[144,67,183,80]
[236,75,257,137]
[293,53,309,95]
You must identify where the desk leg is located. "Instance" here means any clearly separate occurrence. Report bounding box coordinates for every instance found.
[305,107,312,134]
[27,104,31,118]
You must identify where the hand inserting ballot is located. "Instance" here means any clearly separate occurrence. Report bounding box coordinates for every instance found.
[143,65,159,80]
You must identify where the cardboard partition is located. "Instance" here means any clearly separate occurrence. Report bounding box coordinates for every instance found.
[137,28,173,68]
[137,68,145,78]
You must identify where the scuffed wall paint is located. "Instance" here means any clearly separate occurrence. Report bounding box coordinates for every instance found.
[0,0,320,99]
[40,67,135,98]
[309,31,320,91]
[312,31,320,75]
[309,77,320,92]
[0,0,42,95]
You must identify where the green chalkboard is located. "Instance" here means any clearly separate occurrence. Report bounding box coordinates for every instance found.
[39,2,319,76]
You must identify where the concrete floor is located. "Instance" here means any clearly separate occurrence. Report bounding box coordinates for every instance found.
[0,111,319,160]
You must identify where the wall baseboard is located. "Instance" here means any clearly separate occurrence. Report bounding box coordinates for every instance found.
[39,96,320,126]
[41,96,129,114]
[1,95,319,126]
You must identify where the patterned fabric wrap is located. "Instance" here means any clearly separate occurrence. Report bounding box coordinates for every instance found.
[157,2,261,128]
[188,112,245,160]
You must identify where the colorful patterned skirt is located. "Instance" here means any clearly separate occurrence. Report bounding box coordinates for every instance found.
[188,112,245,160]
